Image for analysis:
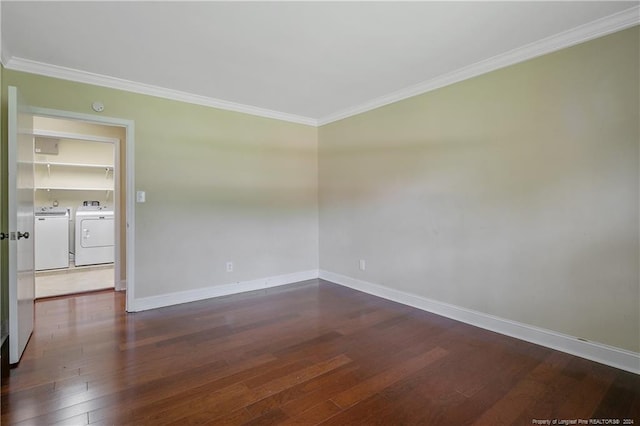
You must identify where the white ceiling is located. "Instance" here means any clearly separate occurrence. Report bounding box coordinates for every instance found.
[2,1,638,125]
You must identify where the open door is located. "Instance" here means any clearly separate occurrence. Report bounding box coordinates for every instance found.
[8,86,35,364]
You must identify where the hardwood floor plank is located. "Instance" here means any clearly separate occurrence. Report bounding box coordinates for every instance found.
[50,412,89,426]
[252,364,357,418]
[270,331,343,358]
[331,346,448,409]
[87,354,278,424]
[204,407,256,426]
[471,351,574,425]
[279,400,342,425]
[126,355,350,425]
[404,341,542,425]
[131,382,251,425]
[318,392,404,426]
[242,408,288,426]
[593,370,640,420]
[248,355,352,398]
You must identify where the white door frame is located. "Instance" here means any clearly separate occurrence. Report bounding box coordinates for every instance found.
[30,107,135,312]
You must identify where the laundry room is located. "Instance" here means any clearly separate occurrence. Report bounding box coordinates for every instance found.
[32,116,126,299]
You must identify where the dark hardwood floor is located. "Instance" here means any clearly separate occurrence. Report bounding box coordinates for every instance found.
[1,280,638,425]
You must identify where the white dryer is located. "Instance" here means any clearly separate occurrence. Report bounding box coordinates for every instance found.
[35,206,69,270]
[75,206,114,266]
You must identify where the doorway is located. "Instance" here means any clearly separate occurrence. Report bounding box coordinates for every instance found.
[28,113,133,307]
[32,116,124,298]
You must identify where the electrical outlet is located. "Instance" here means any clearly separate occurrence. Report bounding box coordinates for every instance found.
[359,259,366,271]
[226,261,234,272]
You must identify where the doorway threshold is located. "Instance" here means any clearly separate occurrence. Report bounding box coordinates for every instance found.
[35,263,115,299]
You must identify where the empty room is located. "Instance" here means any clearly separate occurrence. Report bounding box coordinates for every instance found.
[0,1,638,425]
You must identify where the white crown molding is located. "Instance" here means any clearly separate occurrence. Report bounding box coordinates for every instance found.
[131,269,319,312]
[319,270,640,374]
[317,6,640,126]
[3,57,318,126]
[2,6,637,127]
[0,43,10,67]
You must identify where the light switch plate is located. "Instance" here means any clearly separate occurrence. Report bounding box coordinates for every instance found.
[136,191,146,203]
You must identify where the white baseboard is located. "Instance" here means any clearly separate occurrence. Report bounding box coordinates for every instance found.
[127,267,639,373]
[131,269,319,312]
[319,270,640,374]
[115,280,127,292]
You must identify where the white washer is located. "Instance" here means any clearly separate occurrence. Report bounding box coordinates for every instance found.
[75,206,114,266]
[35,207,70,271]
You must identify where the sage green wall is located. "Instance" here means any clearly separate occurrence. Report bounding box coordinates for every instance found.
[2,70,319,299]
[1,26,637,355]
[319,27,640,352]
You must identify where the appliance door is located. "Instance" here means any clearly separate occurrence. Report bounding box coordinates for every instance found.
[80,216,114,248]
[34,216,69,270]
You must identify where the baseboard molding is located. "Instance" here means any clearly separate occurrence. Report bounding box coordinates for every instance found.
[319,270,640,374]
[131,269,319,312]
[128,268,639,373]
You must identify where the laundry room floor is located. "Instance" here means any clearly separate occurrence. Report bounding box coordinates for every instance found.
[35,263,114,299]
